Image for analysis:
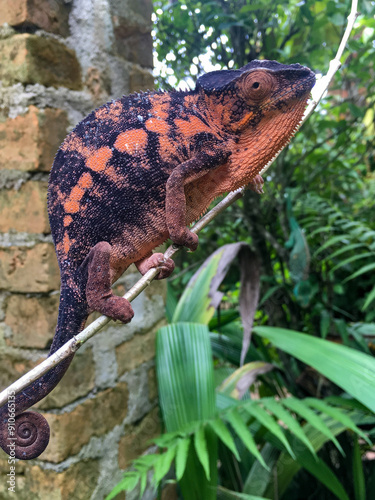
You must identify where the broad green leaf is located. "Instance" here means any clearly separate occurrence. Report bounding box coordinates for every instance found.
[244,403,295,458]
[305,398,371,444]
[253,326,375,413]
[172,251,222,323]
[261,398,316,456]
[208,418,240,460]
[194,426,210,480]
[105,474,139,499]
[266,418,348,498]
[313,234,351,256]
[343,262,375,282]
[153,446,176,484]
[218,362,274,399]
[325,243,366,261]
[156,323,216,431]
[175,437,190,481]
[225,410,268,468]
[362,284,375,311]
[329,252,375,274]
[243,442,279,496]
[282,398,343,454]
[287,448,350,500]
[352,437,366,500]
[217,486,269,500]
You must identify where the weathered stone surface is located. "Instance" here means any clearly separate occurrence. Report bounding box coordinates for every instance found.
[0,106,69,172]
[118,407,160,469]
[36,348,96,410]
[114,27,153,67]
[0,351,45,392]
[148,366,157,401]
[5,293,58,348]
[0,457,99,500]
[41,382,128,462]
[0,243,60,293]
[111,0,152,29]
[129,65,154,93]
[0,181,49,233]
[116,326,156,376]
[0,34,81,89]
[0,0,71,36]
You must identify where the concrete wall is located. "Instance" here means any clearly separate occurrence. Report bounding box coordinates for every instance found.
[0,1,164,498]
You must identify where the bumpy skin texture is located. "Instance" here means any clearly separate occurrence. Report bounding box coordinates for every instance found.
[0,60,315,459]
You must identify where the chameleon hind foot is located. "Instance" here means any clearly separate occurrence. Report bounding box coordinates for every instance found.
[86,241,134,323]
[135,252,175,280]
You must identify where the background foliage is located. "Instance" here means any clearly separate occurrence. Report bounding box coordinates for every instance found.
[153,0,375,497]
[111,0,375,498]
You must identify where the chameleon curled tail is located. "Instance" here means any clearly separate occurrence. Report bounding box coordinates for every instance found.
[0,286,87,459]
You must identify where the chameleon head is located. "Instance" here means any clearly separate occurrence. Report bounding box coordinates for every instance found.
[196,60,316,186]
[197,59,316,133]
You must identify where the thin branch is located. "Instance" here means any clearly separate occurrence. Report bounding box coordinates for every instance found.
[259,0,359,178]
[0,0,359,409]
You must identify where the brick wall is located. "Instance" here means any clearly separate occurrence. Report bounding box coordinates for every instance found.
[0,1,164,498]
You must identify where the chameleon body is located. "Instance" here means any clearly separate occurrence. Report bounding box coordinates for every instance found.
[0,60,315,459]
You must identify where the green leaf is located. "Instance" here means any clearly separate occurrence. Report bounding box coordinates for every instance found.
[175,437,190,481]
[105,473,139,499]
[153,446,176,484]
[343,262,375,282]
[266,418,351,499]
[208,418,240,460]
[329,252,374,274]
[172,251,221,323]
[217,486,269,500]
[244,403,295,458]
[156,323,216,431]
[225,410,268,468]
[362,284,375,311]
[290,449,350,500]
[282,398,344,454]
[253,326,375,413]
[325,243,367,261]
[352,437,366,500]
[313,234,351,256]
[261,398,316,456]
[305,398,371,445]
[242,442,279,496]
[194,426,210,480]
[218,362,274,399]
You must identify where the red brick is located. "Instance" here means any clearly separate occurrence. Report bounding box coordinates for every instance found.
[0,106,69,172]
[0,181,49,233]
[0,458,99,500]
[0,243,60,293]
[118,407,160,469]
[41,383,129,462]
[36,348,96,410]
[0,0,71,35]
[0,34,81,89]
[4,293,58,348]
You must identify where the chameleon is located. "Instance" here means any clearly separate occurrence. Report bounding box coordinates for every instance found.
[0,59,315,459]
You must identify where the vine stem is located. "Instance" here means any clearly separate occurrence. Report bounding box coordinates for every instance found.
[0,0,359,408]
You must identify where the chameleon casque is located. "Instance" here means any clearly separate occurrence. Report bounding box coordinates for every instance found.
[0,59,315,459]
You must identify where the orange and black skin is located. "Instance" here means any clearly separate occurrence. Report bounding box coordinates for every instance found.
[0,60,315,459]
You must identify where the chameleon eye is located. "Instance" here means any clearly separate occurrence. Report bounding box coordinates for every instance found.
[241,71,275,102]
